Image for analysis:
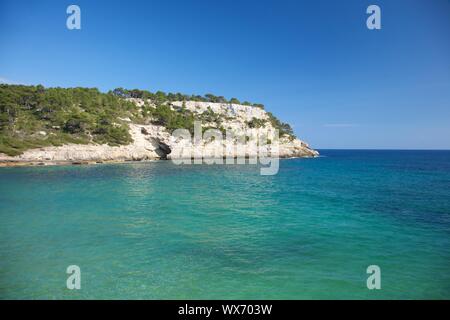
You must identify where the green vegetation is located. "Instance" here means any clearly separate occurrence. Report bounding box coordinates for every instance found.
[246,115,295,139]
[246,117,267,129]
[144,104,195,134]
[266,112,295,138]
[110,87,264,108]
[0,84,137,155]
[198,107,222,124]
[0,84,294,156]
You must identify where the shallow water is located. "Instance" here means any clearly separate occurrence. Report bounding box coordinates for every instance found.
[0,150,449,299]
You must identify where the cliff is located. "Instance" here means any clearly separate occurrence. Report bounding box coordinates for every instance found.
[0,85,318,166]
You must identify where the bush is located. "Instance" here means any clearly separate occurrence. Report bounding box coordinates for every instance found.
[247,118,267,128]
[64,118,86,134]
[93,125,132,146]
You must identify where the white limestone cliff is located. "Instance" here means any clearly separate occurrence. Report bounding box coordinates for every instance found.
[0,101,318,166]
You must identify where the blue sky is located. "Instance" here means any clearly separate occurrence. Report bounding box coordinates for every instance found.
[1,0,449,149]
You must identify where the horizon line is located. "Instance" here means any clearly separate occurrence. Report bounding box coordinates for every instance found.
[315,148,450,151]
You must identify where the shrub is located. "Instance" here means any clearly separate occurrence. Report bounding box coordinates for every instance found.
[247,118,267,129]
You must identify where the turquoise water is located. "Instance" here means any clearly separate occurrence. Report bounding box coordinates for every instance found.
[0,150,449,299]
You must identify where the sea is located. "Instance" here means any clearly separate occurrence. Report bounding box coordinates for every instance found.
[0,150,449,299]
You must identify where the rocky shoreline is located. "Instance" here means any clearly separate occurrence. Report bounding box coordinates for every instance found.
[0,101,319,167]
[0,154,317,168]
[0,147,320,169]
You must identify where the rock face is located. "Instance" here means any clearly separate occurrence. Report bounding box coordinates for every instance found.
[0,101,318,165]
[168,101,318,158]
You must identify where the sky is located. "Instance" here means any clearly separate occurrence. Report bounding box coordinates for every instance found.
[0,0,449,149]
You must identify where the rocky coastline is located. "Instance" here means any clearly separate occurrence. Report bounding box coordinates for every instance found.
[0,100,318,167]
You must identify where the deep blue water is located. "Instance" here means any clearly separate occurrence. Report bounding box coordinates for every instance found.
[0,150,449,299]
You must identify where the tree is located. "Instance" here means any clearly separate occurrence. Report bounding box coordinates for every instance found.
[111,88,130,98]
[204,93,217,102]
[64,117,87,134]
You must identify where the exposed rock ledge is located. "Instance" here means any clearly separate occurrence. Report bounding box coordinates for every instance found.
[0,125,318,167]
[0,101,319,167]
